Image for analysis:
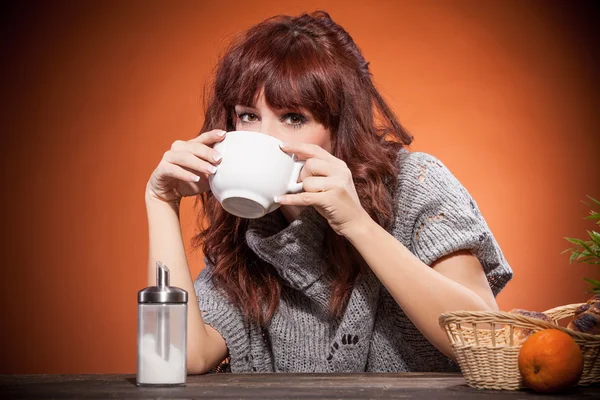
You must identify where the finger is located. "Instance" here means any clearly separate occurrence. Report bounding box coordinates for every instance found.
[169,141,223,165]
[301,176,346,193]
[164,150,219,175]
[302,158,335,177]
[279,142,338,163]
[160,161,203,183]
[189,129,227,145]
[274,191,327,207]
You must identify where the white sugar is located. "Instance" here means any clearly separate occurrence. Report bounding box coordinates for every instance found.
[138,333,186,385]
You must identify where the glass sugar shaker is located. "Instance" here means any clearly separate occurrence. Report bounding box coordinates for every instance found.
[137,261,188,386]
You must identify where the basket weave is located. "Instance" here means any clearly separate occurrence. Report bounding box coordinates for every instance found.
[438,304,600,390]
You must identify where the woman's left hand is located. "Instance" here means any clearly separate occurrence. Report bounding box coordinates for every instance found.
[276,142,372,237]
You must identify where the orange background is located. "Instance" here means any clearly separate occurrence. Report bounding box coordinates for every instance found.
[1,0,598,373]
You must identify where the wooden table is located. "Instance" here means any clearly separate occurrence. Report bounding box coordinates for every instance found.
[1,373,598,399]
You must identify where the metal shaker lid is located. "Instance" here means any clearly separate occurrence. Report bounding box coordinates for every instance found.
[138,261,188,304]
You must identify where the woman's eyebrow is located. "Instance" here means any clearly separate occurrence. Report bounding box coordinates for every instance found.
[234,104,258,111]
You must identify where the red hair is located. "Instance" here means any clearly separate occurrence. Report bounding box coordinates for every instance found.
[193,11,412,326]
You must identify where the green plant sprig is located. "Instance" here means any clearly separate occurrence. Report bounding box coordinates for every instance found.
[563,196,600,294]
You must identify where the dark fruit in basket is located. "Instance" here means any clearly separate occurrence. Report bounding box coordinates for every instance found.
[508,309,552,345]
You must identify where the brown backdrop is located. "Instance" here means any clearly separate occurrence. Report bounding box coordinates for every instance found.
[1,0,598,373]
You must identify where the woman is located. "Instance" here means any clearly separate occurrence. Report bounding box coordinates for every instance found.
[145,11,512,373]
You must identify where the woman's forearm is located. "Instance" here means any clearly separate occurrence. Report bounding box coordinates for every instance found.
[345,218,492,358]
[145,193,224,373]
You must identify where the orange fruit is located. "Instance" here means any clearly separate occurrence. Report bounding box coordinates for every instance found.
[518,329,584,393]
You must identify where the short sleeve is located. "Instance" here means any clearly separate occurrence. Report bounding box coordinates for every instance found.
[396,151,513,296]
[193,259,252,371]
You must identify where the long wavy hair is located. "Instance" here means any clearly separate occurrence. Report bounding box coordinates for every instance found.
[192,11,413,327]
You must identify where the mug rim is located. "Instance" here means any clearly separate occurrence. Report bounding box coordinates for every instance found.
[224,130,283,146]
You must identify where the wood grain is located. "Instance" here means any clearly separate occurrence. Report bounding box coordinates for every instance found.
[1,373,598,399]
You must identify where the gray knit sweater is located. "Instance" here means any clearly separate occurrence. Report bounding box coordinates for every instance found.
[193,149,513,372]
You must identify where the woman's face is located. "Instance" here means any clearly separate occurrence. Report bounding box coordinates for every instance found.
[234,90,332,152]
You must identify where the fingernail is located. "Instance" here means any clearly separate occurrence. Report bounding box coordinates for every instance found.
[191,174,200,182]
[218,130,226,137]
[209,166,218,174]
[213,153,222,161]
[279,142,287,149]
[273,196,281,203]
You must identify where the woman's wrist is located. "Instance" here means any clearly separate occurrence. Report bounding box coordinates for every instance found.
[145,187,181,215]
[341,212,379,244]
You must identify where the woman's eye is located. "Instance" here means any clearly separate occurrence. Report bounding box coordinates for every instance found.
[283,113,307,127]
[238,113,259,123]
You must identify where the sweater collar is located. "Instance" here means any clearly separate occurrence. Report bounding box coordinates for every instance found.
[245,206,328,269]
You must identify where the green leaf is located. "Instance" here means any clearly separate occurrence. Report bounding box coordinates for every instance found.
[564,197,600,268]
[587,196,600,208]
[576,249,592,258]
[569,251,580,263]
[565,237,586,245]
[580,241,597,256]
[589,231,600,245]
[578,257,600,264]
[583,277,600,287]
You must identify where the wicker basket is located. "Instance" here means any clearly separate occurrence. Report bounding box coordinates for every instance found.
[438,304,600,390]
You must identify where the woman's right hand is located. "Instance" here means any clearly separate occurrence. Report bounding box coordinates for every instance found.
[146,129,226,204]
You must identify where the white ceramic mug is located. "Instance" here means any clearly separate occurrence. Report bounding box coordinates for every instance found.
[208,131,305,219]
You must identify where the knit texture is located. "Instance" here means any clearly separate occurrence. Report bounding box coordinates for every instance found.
[194,148,513,372]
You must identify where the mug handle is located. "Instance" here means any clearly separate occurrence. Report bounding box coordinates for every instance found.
[286,159,305,193]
